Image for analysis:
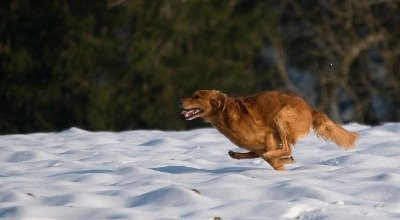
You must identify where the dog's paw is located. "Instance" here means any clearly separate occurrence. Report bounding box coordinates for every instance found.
[263,151,274,159]
[228,150,236,159]
[264,151,292,160]
[280,155,296,164]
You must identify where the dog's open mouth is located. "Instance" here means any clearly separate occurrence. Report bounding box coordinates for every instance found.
[181,108,204,120]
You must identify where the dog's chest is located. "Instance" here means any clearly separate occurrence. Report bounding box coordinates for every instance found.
[213,120,267,149]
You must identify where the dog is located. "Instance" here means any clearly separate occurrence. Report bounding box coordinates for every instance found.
[179,90,358,171]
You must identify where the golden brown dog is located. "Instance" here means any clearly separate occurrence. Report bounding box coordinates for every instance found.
[180,90,358,171]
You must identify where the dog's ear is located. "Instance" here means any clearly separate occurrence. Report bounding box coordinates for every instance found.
[210,93,227,111]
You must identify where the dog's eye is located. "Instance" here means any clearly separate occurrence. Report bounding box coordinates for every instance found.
[193,94,201,99]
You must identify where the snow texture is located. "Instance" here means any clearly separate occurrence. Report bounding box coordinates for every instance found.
[1,123,400,219]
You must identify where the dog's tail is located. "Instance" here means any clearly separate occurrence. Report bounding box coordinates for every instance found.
[312,110,358,149]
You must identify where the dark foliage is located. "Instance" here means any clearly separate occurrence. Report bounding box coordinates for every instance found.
[1,0,399,134]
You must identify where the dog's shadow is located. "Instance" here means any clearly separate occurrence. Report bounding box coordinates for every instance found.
[151,165,256,175]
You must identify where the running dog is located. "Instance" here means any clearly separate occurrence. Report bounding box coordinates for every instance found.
[180,90,358,171]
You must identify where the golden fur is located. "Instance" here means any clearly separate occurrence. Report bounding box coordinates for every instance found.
[180,90,358,171]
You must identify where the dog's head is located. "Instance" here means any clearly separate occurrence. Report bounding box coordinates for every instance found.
[179,90,228,120]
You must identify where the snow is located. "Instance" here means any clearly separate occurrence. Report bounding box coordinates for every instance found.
[1,123,400,219]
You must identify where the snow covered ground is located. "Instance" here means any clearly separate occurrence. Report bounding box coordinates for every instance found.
[1,123,400,219]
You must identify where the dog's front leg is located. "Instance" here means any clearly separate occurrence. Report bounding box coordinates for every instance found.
[228,151,260,160]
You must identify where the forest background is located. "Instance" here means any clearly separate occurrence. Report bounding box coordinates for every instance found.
[1,0,399,134]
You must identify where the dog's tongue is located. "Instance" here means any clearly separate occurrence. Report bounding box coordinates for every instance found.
[181,109,195,118]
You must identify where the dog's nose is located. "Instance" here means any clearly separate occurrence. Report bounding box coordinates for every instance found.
[179,99,183,107]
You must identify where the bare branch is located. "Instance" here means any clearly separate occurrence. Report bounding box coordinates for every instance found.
[339,31,386,79]
[107,0,126,9]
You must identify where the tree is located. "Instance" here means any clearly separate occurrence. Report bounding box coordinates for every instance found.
[257,0,400,124]
[1,0,399,134]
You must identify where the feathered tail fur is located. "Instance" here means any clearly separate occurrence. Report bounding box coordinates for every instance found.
[312,111,358,149]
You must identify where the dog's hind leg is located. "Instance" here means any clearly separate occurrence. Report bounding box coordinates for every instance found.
[264,101,312,160]
[258,130,295,170]
[260,155,295,171]
[263,106,295,159]
[228,151,260,159]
